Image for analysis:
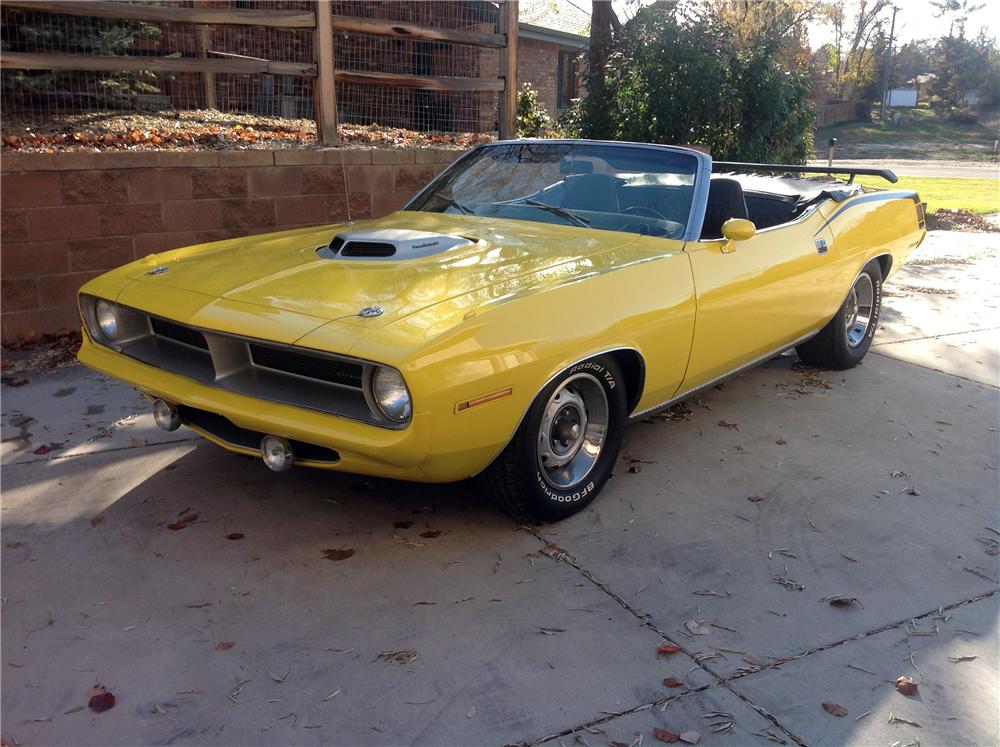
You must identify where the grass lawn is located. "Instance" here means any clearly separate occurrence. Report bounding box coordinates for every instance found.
[854,175,1000,215]
[814,108,999,161]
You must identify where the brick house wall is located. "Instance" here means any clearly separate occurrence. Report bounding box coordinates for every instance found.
[518,37,586,121]
[0,148,460,343]
[519,38,560,117]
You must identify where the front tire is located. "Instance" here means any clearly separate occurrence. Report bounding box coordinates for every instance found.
[796,261,883,370]
[480,356,627,522]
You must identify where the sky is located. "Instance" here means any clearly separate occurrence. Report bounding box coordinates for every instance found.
[806,0,995,49]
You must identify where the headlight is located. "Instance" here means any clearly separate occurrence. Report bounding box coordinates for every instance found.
[372,366,411,422]
[95,299,120,340]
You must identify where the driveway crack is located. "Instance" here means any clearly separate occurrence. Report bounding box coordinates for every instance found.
[517,527,809,747]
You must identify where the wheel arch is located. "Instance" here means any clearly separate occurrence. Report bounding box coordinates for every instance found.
[607,348,646,414]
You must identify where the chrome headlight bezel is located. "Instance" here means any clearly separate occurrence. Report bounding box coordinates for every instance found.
[80,294,148,348]
[369,365,412,423]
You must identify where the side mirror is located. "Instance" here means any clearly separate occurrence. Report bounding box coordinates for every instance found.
[720,218,756,252]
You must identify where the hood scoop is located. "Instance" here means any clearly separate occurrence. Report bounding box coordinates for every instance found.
[317,228,474,261]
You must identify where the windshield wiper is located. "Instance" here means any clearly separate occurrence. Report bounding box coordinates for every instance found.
[430,191,473,215]
[521,199,591,228]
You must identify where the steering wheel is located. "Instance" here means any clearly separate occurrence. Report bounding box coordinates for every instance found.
[623,205,668,220]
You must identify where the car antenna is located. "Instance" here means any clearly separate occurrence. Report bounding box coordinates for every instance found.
[338,142,352,225]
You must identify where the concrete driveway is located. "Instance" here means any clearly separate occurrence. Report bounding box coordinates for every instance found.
[2,231,998,747]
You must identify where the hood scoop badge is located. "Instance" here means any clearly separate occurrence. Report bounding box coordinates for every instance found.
[317,228,473,261]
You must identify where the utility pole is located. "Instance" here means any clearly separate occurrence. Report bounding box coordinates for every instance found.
[879,5,899,121]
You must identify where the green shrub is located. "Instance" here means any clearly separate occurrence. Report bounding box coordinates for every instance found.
[515,83,552,137]
[947,108,979,125]
[579,6,815,163]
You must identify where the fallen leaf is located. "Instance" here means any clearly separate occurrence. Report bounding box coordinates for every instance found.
[393,521,413,529]
[226,533,245,541]
[653,727,681,743]
[167,512,198,531]
[662,677,684,688]
[775,437,786,445]
[375,650,417,665]
[33,444,51,455]
[88,684,116,713]
[419,530,442,539]
[215,641,235,652]
[323,548,355,561]
[679,731,701,745]
[747,495,764,503]
[743,654,764,668]
[90,515,105,527]
[130,437,146,448]
[902,486,920,496]
[718,420,739,430]
[895,676,918,696]
[466,704,476,718]
[947,656,977,663]
[685,620,711,635]
[822,701,848,717]
[657,643,681,655]
[538,627,565,635]
[986,547,999,556]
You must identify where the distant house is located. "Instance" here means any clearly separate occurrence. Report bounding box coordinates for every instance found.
[518,0,590,117]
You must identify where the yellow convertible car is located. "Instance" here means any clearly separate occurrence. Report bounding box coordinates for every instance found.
[78,140,926,521]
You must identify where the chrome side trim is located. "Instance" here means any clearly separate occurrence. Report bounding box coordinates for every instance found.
[629,328,821,421]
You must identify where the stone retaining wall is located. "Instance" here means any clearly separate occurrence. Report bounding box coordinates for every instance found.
[0,148,460,342]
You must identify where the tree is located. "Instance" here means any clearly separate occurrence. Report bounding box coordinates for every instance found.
[580,0,623,139]
[930,0,986,38]
[581,2,815,163]
[931,30,1000,106]
[891,40,932,87]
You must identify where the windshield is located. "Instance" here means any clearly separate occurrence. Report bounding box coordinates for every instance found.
[406,142,699,239]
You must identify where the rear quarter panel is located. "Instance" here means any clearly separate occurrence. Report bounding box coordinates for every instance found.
[820,190,925,304]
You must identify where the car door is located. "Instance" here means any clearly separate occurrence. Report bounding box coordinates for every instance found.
[680,212,837,391]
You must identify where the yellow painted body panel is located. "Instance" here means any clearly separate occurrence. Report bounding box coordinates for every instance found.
[78,186,923,482]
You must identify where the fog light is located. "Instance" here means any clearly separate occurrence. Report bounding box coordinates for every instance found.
[152,399,180,431]
[260,435,294,472]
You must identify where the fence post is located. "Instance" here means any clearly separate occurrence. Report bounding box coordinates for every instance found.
[498,0,518,140]
[314,0,339,144]
[195,25,217,109]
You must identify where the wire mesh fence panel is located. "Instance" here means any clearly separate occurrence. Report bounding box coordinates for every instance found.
[1,0,503,148]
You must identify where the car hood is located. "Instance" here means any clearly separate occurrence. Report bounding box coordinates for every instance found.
[122,212,639,340]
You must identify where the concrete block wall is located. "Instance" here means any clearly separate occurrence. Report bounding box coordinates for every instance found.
[0,148,460,343]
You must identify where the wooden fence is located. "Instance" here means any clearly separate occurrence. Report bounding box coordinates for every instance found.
[0,0,519,141]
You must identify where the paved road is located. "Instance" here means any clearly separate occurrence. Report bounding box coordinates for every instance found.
[2,232,997,746]
[808,159,1000,179]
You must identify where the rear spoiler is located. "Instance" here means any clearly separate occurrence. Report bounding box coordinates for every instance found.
[712,161,898,184]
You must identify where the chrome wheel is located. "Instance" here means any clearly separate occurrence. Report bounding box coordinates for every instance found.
[537,373,608,489]
[844,273,875,348]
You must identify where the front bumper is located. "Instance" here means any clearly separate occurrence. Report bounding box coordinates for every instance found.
[77,332,439,481]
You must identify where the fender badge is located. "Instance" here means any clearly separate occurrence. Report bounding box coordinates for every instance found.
[815,238,829,255]
[146,265,169,276]
[358,306,383,318]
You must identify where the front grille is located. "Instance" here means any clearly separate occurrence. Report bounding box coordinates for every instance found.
[250,343,363,388]
[340,241,396,257]
[177,405,339,463]
[109,309,402,428]
[151,317,209,350]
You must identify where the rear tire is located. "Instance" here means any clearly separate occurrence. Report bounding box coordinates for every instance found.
[796,261,883,370]
[479,355,627,522]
